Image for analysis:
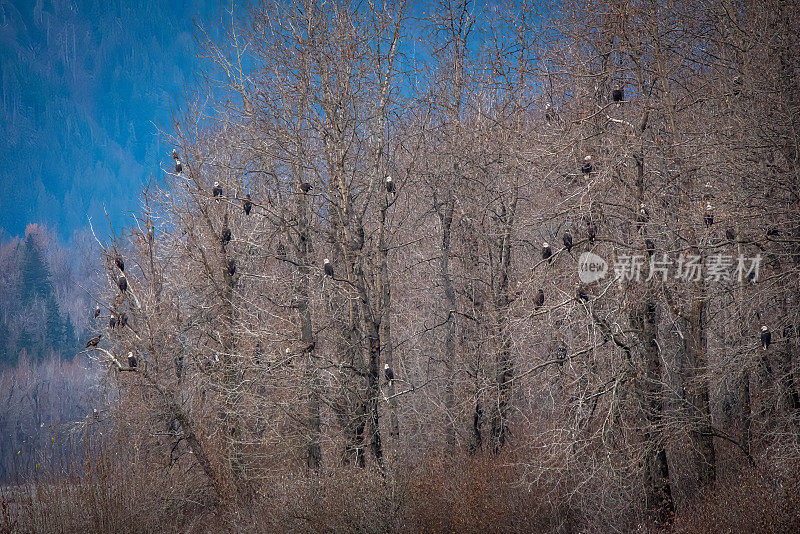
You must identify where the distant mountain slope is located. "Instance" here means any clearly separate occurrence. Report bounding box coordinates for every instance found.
[0,0,220,240]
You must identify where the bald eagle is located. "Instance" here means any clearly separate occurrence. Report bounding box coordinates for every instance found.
[636,204,649,233]
[704,204,714,228]
[85,335,101,348]
[384,363,394,386]
[212,182,223,198]
[385,176,395,194]
[324,258,334,277]
[581,155,593,176]
[172,149,179,160]
[243,194,252,215]
[726,228,736,241]
[587,222,597,244]
[761,326,771,350]
[227,259,236,276]
[542,242,553,263]
[94,304,101,318]
[115,254,125,272]
[109,315,117,329]
[221,227,232,246]
[300,182,312,194]
[612,88,624,103]
[119,313,128,328]
[563,231,573,252]
[535,288,545,309]
[174,160,182,174]
[117,273,127,293]
[645,238,655,257]
[128,352,137,369]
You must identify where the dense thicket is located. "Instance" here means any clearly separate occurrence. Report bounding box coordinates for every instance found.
[9,1,800,532]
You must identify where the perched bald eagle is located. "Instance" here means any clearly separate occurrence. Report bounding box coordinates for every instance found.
[563,231,573,252]
[243,194,252,215]
[117,273,127,293]
[581,155,593,176]
[172,149,179,160]
[726,228,736,241]
[115,254,125,272]
[704,204,714,228]
[645,238,655,257]
[324,258,334,277]
[385,176,395,194]
[94,304,101,318]
[542,242,553,263]
[384,363,395,386]
[109,315,117,329]
[174,160,182,174]
[119,313,128,328]
[300,182,312,194]
[221,227,232,246]
[212,182,223,198]
[128,352,137,369]
[226,259,236,276]
[612,88,624,103]
[761,326,771,350]
[535,288,545,309]
[587,222,597,244]
[85,335,102,348]
[636,204,649,233]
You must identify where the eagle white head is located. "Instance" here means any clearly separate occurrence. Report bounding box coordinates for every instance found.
[386,176,392,183]
[706,203,713,210]
[324,258,330,264]
[584,155,592,162]
[705,181,711,188]
[214,181,220,187]
[128,351,133,357]
[762,325,768,331]
[384,363,390,369]
[543,242,549,248]
[172,149,178,158]
[640,203,646,209]
[286,347,291,354]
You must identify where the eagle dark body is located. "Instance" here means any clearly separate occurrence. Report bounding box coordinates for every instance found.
[612,88,624,102]
[535,289,545,309]
[761,328,772,350]
[175,160,182,174]
[726,228,736,241]
[117,275,127,293]
[581,161,593,175]
[128,353,138,368]
[221,227,232,246]
[85,335,101,348]
[542,244,553,263]
[385,178,395,194]
[563,232,573,252]
[576,286,590,302]
[212,183,223,197]
[243,194,252,215]
[115,255,124,272]
[300,182,312,194]
[227,259,237,276]
[94,305,101,318]
[587,223,597,244]
[324,262,334,277]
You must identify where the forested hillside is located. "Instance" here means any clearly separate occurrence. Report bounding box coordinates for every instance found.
[5,1,800,533]
[0,0,216,239]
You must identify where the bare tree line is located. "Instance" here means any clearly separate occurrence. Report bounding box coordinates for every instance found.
[75,0,799,530]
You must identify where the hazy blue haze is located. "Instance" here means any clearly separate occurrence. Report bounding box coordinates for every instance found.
[0,0,224,241]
